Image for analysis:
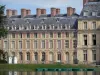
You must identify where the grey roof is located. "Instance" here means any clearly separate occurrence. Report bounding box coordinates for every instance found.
[79,2,100,19]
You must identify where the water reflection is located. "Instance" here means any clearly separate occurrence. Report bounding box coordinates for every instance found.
[0,71,100,75]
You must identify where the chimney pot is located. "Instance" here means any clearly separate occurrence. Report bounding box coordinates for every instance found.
[12,10,17,15]
[21,8,27,17]
[26,9,31,15]
[41,9,46,14]
[67,7,74,16]
[56,8,60,15]
[6,9,12,17]
[51,8,56,16]
[36,8,41,17]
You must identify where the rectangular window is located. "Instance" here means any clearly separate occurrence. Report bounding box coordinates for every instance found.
[26,41,30,49]
[58,32,61,38]
[42,33,45,38]
[83,50,87,61]
[12,33,15,38]
[41,40,45,49]
[73,32,77,38]
[57,40,61,49]
[34,33,37,38]
[11,41,15,49]
[92,50,96,61]
[92,34,96,45]
[49,40,53,49]
[92,22,96,29]
[27,33,30,38]
[83,35,87,46]
[65,32,69,37]
[84,22,87,29]
[73,40,77,48]
[34,40,37,49]
[19,33,22,38]
[19,41,22,49]
[65,40,69,48]
[4,41,8,49]
[50,32,53,38]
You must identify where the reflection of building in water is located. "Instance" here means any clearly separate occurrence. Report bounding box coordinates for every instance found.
[7,71,100,75]
[0,0,100,64]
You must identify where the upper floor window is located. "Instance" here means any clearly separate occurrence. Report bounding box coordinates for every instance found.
[50,32,53,38]
[83,11,88,16]
[92,22,96,29]
[84,22,87,29]
[83,35,87,46]
[34,33,37,38]
[19,33,22,38]
[58,32,61,38]
[92,12,97,16]
[27,33,30,38]
[12,33,15,38]
[92,34,96,45]
[42,33,45,38]
[65,32,69,38]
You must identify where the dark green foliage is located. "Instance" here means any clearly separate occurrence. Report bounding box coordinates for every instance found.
[0,60,7,64]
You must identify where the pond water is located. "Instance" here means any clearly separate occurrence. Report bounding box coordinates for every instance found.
[0,71,100,75]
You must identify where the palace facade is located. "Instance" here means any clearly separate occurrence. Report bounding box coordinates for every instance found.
[0,0,100,64]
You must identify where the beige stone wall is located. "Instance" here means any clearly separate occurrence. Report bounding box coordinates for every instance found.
[77,20,100,64]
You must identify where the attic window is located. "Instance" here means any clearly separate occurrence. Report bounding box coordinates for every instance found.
[83,11,88,16]
[56,18,60,22]
[11,20,15,23]
[41,19,44,23]
[92,12,97,16]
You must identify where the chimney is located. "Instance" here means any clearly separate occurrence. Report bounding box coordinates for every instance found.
[51,8,56,16]
[6,9,12,17]
[26,9,31,15]
[56,8,60,15]
[36,8,41,17]
[21,8,27,17]
[67,7,75,16]
[83,0,88,6]
[12,10,17,15]
[41,9,46,14]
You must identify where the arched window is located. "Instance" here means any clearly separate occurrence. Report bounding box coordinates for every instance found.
[42,52,45,61]
[57,52,61,61]
[27,52,30,60]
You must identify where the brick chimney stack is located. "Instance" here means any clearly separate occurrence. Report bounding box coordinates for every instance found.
[6,9,12,17]
[12,10,17,15]
[41,9,46,14]
[51,8,56,16]
[56,8,60,15]
[67,7,75,16]
[36,8,41,17]
[21,8,27,17]
[83,0,88,6]
[26,9,31,15]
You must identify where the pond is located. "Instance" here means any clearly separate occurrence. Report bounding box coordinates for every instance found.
[0,71,100,75]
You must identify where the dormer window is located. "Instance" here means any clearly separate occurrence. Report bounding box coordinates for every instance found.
[55,26,57,29]
[83,11,88,16]
[11,20,15,23]
[56,18,60,22]
[39,26,42,29]
[41,19,44,23]
[46,26,50,29]
[42,25,45,30]
[16,26,19,30]
[62,25,65,29]
[25,19,30,23]
[92,12,97,16]
[9,27,12,30]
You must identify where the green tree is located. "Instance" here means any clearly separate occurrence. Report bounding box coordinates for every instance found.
[0,5,8,61]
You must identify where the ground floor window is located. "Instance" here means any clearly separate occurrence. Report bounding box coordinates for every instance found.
[34,52,38,61]
[27,52,30,60]
[83,50,87,61]
[42,52,45,61]
[19,52,23,60]
[57,53,61,61]
[92,50,96,61]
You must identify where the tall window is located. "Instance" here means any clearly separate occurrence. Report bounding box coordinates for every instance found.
[19,52,23,60]
[27,33,30,38]
[57,53,61,61]
[73,40,77,48]
[42,52,45,61]
[57,40,61,49]
[34,33,37,38]
[34,52,38,61]
[26,41,30,49]
[58,32,61,38]
[73,32,77,38]
[41,40,45,49]
[83,35,87,46]
[50,32,53,38]
[42,33,45,38]
[4,41,8,49]
[19,33,22,38]
[19,41,22,49]
[65,32,69,37]
[11,41,15,49]
[34,40,37,49]
[12,33,15,38]
[83,50,87,61]
[84,22,87,29]
[49,40,53,49]
[92,34,96,45]
[27,52,30,60]
[65,40,69,48]
[92,50,96,61]
[92,22,96,29]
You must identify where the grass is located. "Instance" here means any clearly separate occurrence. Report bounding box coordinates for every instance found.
[0,64,100,71]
